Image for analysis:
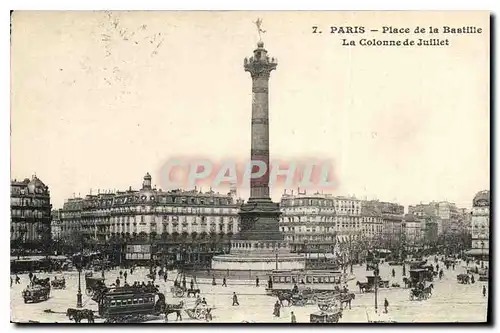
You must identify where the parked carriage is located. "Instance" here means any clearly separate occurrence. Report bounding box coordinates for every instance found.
[478,274,488,282]
[50,276,66,289]
[367,275,389,288]
[22,284,50,303]
[85,273,106,297]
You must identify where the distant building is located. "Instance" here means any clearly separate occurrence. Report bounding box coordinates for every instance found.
[61,173,241,265]
[10,175,52,251]
[408,201,459,235]
[279,191,363,254]
[363,200,404,249]
[402,213,424,249]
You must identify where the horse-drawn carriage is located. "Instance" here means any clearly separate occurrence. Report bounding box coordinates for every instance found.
[405,269,433,288]
[409,283,433,301]
[310,310,342,323]
[478,273,488,282]
[51,276,66,289]
[85,272,106,297]
[356,275,389,293]
[97,288,165,323]
[457,274,470,284]
[184,304,214,321]
[22,279,51,303]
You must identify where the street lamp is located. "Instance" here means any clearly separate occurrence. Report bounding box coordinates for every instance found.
[274,243,279,270]
[481,241,484,269]
[76,254,83,308]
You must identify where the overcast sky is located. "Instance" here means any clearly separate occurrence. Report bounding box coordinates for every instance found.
[11,11,490,209]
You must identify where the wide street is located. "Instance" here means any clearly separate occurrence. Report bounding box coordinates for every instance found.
[10,257,488,323]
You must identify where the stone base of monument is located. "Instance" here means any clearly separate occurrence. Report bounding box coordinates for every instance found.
[205,240,306,280]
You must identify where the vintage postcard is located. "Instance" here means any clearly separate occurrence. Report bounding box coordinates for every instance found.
[10,11,490,324]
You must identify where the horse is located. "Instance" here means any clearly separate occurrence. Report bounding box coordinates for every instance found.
[356,281,370,293]
[276,292,293,307]
[409,288,423,301]
[165,301,184,322]
[391,283,400,288]
[339,293,355,310]
[66,308,95,323]
[422,284,433,299]
[186,288,201,298]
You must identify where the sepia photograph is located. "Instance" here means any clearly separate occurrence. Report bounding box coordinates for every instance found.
[9,10,490,324]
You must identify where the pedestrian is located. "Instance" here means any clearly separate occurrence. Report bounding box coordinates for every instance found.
[102,270,105,278]
[116,277,120,287]
[124,271,128,281]
[471,275,475,284]
[28,272,33,282]
[130,267,133,275]
[232,292,239,306]
[190,278,194,290]
[10,276,12,288]
[384,298,389,314]
[222,277,227,287]
[15,275,20,284]
[119,270,123,278]
[164,272,168,282]
[391,268,395,278]
[182,276,186,289]
[452,263,455,270]
[273,300,281,317]
[212,276,217,286]
[256,276,260,287]
[291,311,296,323]
[483,285,487,297]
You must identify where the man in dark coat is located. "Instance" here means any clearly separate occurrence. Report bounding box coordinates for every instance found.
[232,292,239,306]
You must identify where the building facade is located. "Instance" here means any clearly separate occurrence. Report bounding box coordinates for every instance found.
[60,173,241,265]
[470,190,490,262]
[402,213,424,249]
[51,209,63,242]
[11,176,52,251]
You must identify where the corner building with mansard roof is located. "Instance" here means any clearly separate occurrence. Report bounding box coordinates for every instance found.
[61,173,241,266]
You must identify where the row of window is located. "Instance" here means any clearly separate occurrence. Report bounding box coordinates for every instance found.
[107,297,154,307]
[272,275,342,284]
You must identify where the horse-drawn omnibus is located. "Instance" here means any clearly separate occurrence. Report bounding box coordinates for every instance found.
[265,270,348,295]
[97,289,160,321]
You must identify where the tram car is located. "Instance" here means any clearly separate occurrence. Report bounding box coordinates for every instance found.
[265,270,349,296]
[22,284,50,303]
[98,289,162,321]
[50,276,66,289]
